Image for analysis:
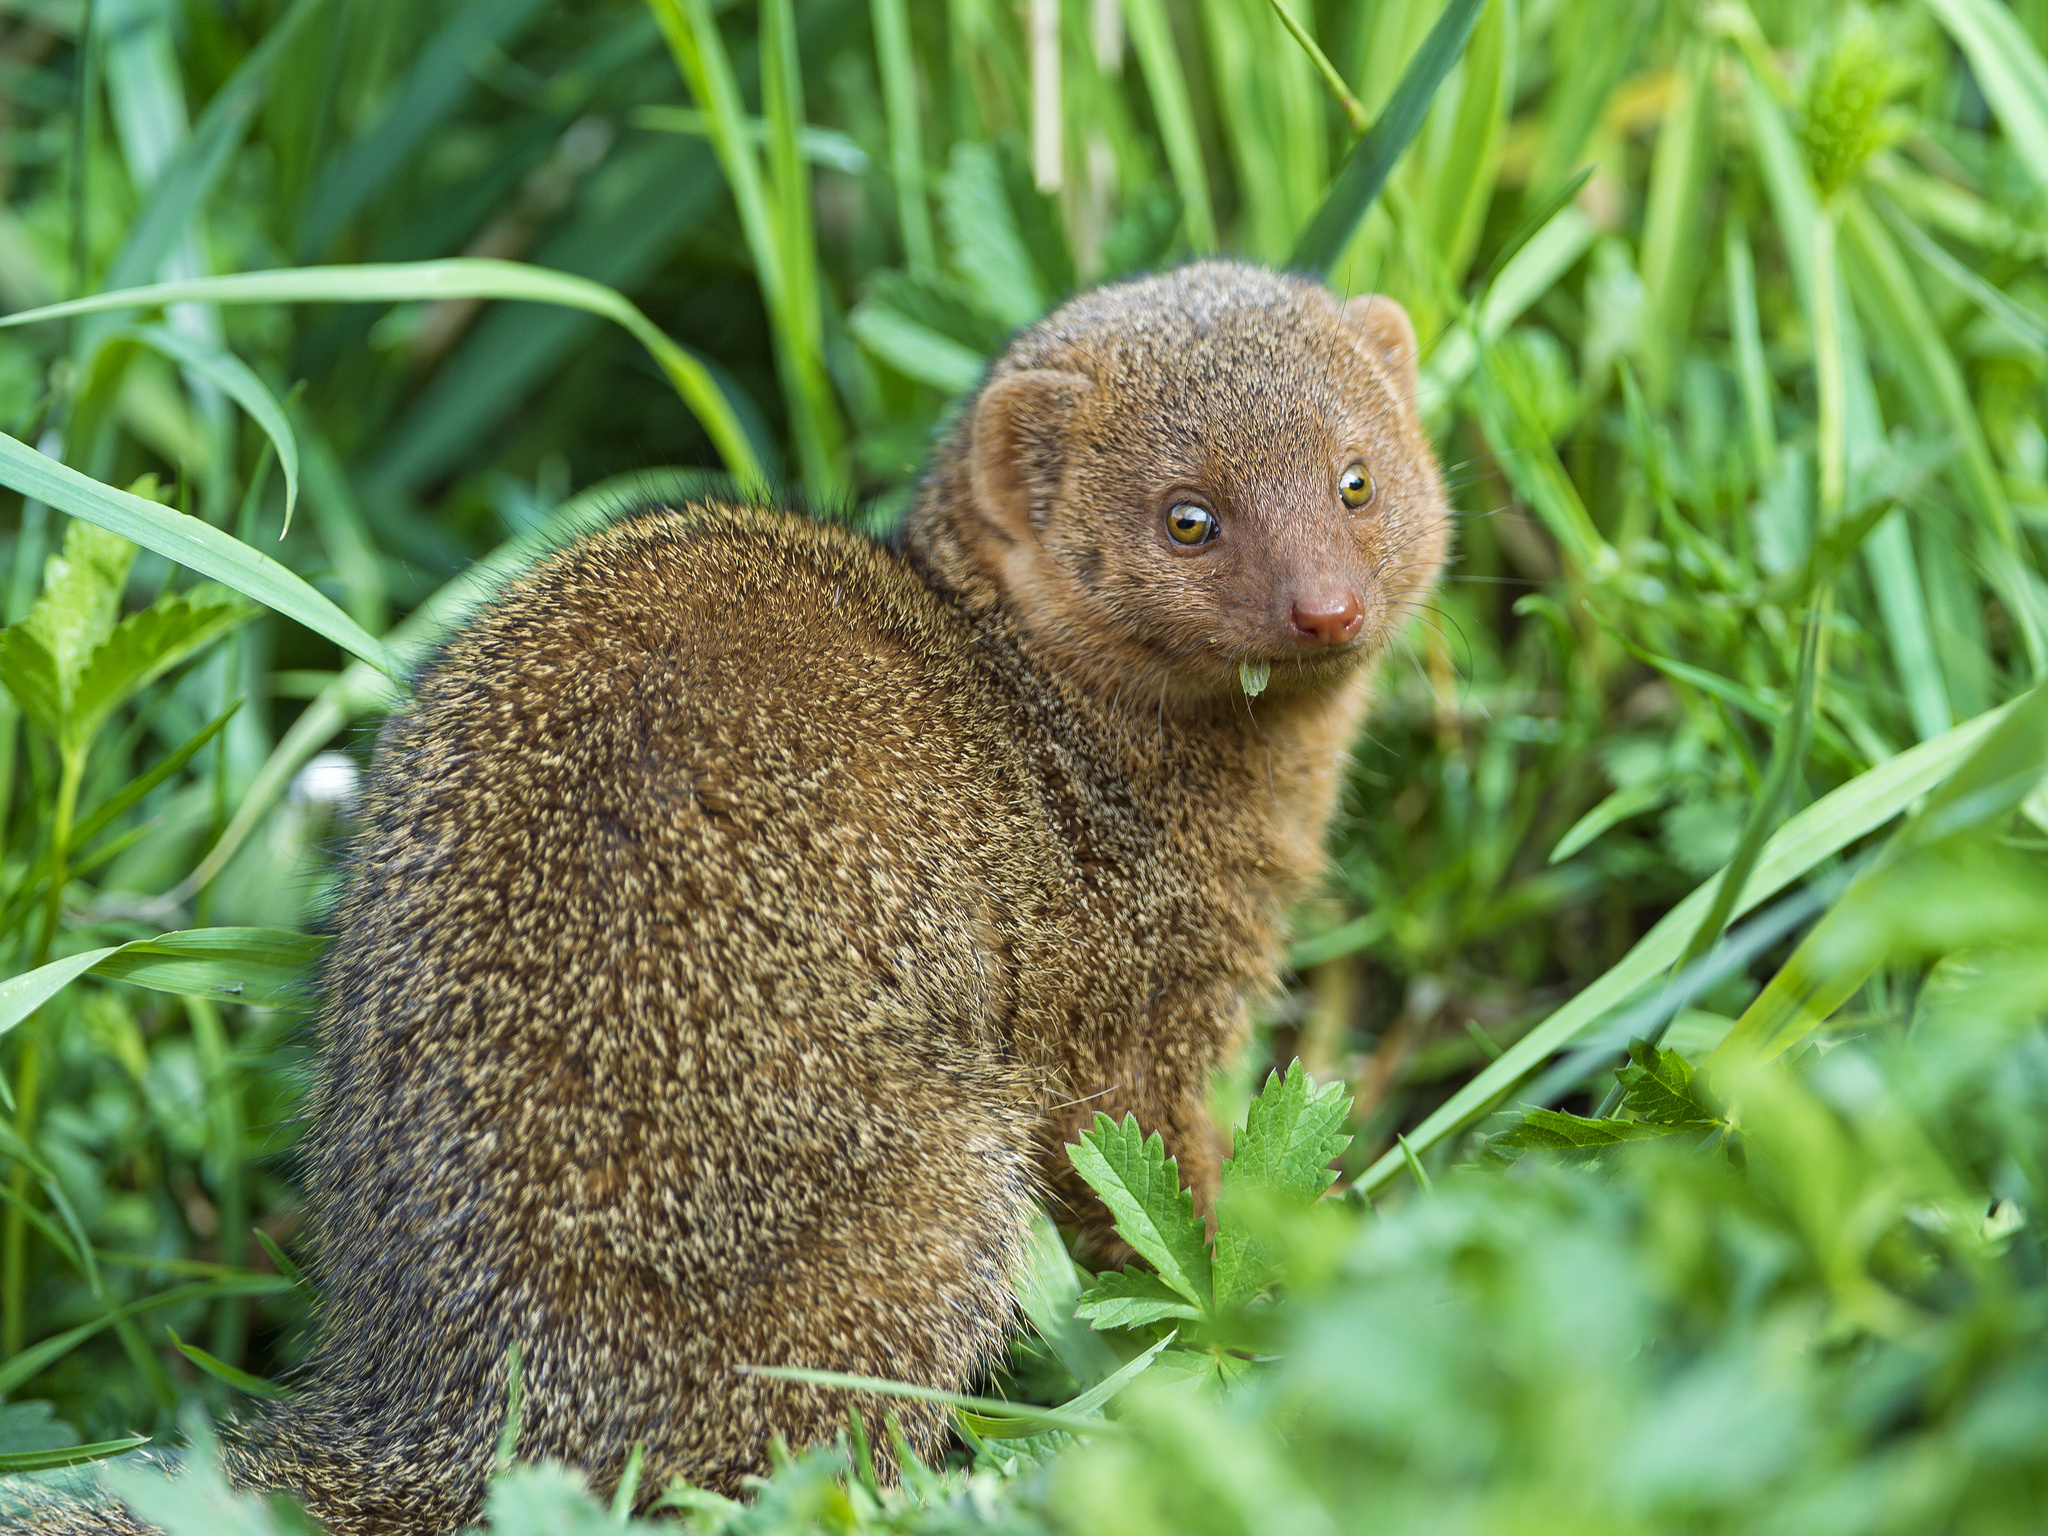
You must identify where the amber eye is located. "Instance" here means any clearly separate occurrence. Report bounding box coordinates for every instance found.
[1339,463,1375,509]
[1166,503,1219,546]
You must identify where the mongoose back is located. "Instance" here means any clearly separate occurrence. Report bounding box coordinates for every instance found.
[20,261,1447,1534]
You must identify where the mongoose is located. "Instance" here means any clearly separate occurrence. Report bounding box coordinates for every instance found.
[17,261,1447,1534]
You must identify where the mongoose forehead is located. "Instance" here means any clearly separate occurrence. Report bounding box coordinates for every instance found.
[911,260,1449,707]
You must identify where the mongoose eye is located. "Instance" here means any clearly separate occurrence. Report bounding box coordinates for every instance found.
[1166,503,1220,546]
[1339,463,1375,509]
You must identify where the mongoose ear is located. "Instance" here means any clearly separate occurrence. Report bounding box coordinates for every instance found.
[1341,294,1420,412]
[970,369,1095,539]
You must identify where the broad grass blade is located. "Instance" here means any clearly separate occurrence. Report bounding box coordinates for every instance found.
[1923,0,2048,194]
[1289,0,1487,275]
[1351,698,2017,1195]
[0,433,398,676]
[109,325,299,531]
[1120,0,1217,250]
[0,262,763,488]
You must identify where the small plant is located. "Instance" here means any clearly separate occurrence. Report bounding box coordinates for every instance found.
[1062,1061,1350,1385]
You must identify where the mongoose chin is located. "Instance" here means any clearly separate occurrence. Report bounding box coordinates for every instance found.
[21,261,1447,1535]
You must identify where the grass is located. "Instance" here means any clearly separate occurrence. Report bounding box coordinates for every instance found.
[0,0,2045,1528]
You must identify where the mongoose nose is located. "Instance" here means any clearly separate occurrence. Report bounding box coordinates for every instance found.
[1288,592,1365,648]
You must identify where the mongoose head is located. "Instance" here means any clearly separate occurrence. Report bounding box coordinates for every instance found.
[913,260,1449,707]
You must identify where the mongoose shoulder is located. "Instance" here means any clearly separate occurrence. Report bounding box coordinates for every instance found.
[21,260,1447,1535]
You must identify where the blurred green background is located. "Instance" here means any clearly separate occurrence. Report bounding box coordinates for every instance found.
[1,0,2047,1527]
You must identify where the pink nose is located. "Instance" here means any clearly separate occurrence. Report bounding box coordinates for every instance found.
[1289,592,1365,648]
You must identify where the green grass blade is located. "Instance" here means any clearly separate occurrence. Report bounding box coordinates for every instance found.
[740,1348,1166,1438]
[848,301,988,393]
[0,1277,288,1397]
[165,1327,288,1400]
[647,0,843,497]
[1870,186,2048,350]
[1120,0,1217,251]
[1923,0,2048,194]
[108,325,298,532]
[1289,0,1487,274]
[0,433,398,676]
[0,262,763,489]
[0,929,322,1040]
[95,0,328,303]
[0,1435,150,1474]
[631,107,869,173]
[1724,217,1776,470]
[758,0,848,499]
[293,0,553,258]
[870,0,937,275]
[1350,698,2016,1195]
[1470,343,1612,573]
[1262,0,1366,132]
[1636,39,1714,399]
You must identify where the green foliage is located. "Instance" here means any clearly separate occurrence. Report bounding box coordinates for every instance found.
[2,0,2047,1527]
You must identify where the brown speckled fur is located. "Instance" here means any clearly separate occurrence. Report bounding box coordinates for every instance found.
[12,262,1445,1534]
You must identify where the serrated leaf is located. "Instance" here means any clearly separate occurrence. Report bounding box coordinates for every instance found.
[1223,1061,1354,1206]
[1616,1039,1716,1126]
[1492,1107,1714,1154]
[64,587,252,756]
[939,141,1048,330]
[1213,1062,1354,1312]
[1074,1267,1204,1330]
[23,519,135,686]
[1066,1113,1213,1313]
[0,624,62,739]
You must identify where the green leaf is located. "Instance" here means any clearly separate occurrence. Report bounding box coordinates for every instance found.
[64,587,251,758]
[0,518,138,742]
[93,0,329,304]
[739,1363,1140,1439]
[1066,1113,1214,1313]
[0,625,61,741]
[0,1277,289,1397]
[0,261,762,492]
[1712,682,2048,1066]
[1223,1061,1353,1207]
[938,141,1051,330]
[1353,697,2018,1196]
[1902,681,2048,851]
[24,518,136,691]
[1550,780,1669,863]
[0,1434,150,1474]
[165,1328,289,1400]
[1074,1267,1204,1331]
[1120,0,1217,250]
[1923,0,2048,196]
[0,704,240,945]
[1615,1040,1715,1126]
[1289,0,1488,274]
[1015,1209,1121,1385]
[847,301,988,394]
[0,928,323,1041]
[1491,1107,1712,1154]
[0,434,398,678]
[109,326,299,533]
